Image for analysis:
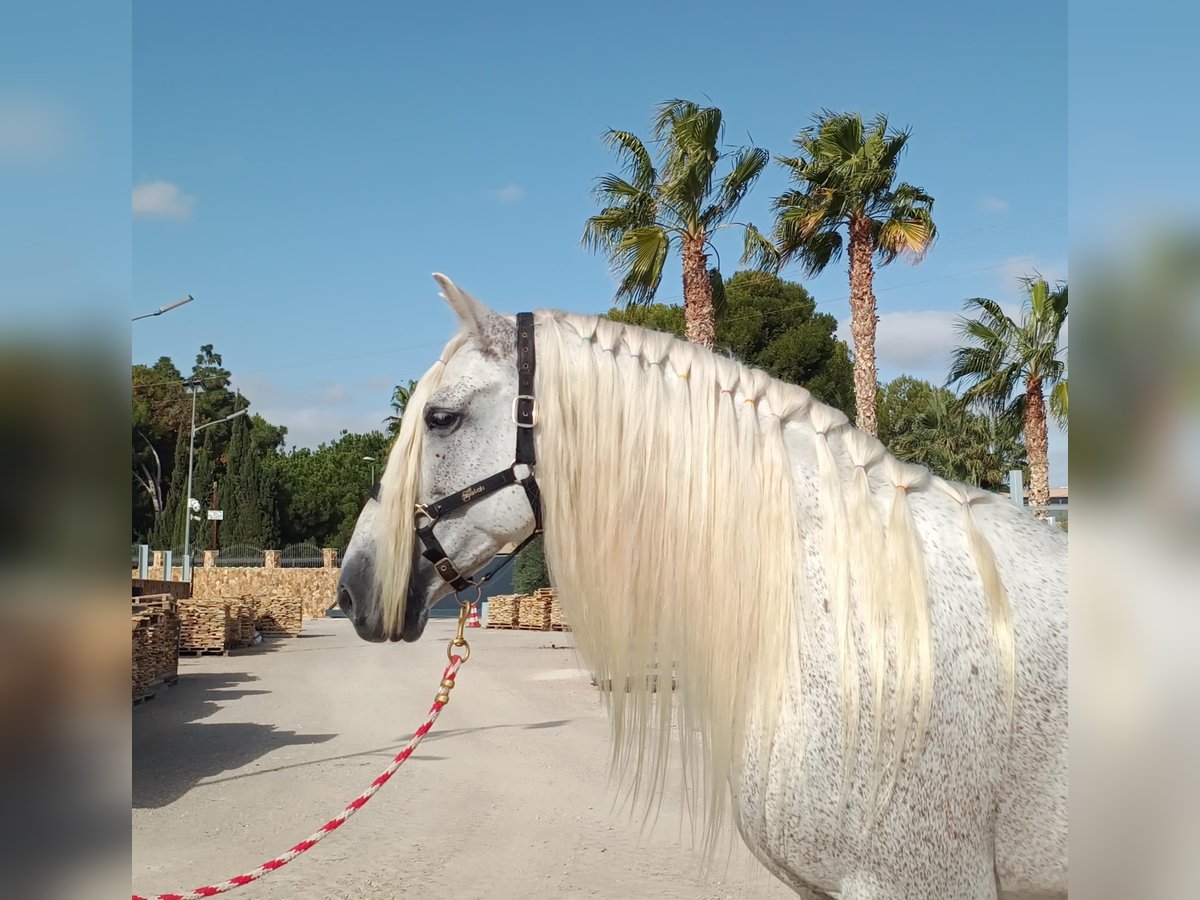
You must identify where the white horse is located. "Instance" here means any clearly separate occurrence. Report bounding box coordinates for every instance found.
[338,275,1067,900]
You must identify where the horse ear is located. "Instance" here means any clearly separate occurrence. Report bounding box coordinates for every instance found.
[433,273,493,335]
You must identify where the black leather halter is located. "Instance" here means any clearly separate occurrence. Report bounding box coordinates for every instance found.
[411,312,542,593]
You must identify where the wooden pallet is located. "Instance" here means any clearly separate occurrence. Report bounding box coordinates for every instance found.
[178,647,227,657]
[518,594,551,630]
[178,599,232,653]
[486,594,519,629]
[133,691,156,705]
[132,595,180,702]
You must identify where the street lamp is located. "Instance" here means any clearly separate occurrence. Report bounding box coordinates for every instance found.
[133,294,194,322]
[181,387,248,581]
[363,456,376,484]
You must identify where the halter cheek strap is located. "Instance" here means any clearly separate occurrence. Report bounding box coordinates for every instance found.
[412,312,543,592]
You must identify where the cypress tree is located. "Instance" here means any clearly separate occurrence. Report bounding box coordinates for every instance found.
[512,535,551,594]
[149,429,188,549]
[220,416,279,547]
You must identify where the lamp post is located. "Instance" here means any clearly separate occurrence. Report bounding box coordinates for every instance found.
[133,294,194,322]
[363,456,376,485]
[181,391,247,581]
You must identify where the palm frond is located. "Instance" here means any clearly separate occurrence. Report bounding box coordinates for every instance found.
[709,267,727,319]
[793,228,844,276]
[741,222,782,272]
[1049,379,1068,426]
[702,146,769,227]
[652,98,702,142]
[582,204,656,254]
[875,215,935,263]
[593,173,654,206]
[602,129,656,186]
[612,226,671,306]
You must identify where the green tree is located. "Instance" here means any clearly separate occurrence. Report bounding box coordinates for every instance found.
[512,535,550,594]
[606,270,855,415]
[148,429,189,550]
[747,112,937,436]
[583,99,769,348]
[947,276,1067,509]
[273,429,391,548]
[385,379,419,438]
[219,415,279,547]
[133,357,188,539]
[879,378,1025,491]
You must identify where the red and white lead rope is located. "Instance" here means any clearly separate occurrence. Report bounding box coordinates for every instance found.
[133,655,466,900]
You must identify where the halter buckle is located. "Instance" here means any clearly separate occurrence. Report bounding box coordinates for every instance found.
[511,395,537,428]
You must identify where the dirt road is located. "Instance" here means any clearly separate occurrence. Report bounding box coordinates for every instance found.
[133,617,791,899]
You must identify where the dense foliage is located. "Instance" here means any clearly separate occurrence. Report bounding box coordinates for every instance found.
[606,269,855,416]
[132,344,382,552]
[512,535,551,595]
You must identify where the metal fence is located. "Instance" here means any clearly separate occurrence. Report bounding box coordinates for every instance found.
[216,543,265,567]
[281,542,323,568]
[1029,504,1069,529]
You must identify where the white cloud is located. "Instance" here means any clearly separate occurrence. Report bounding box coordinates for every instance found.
[258,406,391,450]
[980,196,1009,213]
[132,180,196,220]
[849,309,961,375]
[493,183,525,203]
[235,376,392,449]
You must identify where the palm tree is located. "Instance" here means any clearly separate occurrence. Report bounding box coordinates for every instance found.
[746,111,937,435]
[947,275,1068,510]
[889,387,1025,491]
[583,99,769,348]
[384,379,418,438]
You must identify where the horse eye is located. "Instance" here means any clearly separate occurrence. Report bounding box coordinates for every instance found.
[424,408,461,431]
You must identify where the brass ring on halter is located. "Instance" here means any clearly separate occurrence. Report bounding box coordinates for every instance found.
[447,637,472,663]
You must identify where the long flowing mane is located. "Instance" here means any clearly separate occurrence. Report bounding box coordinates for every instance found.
[374,309,1015,846]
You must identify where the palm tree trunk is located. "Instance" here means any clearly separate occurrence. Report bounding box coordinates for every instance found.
[681,236,716,348]
[848,217,879,435]
[1024,376,1050,511]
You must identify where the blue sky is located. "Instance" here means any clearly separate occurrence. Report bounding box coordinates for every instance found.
[131,0,1067,481]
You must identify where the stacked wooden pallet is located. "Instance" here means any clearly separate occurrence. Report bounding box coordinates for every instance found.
[177,599,231,655]
[254,589,303,637]
[518,593,552,630]
[547,589,569,631]
[486,594,519,629]
[132,595,180,702]
[131,613,154,701]
[227,600,258,648]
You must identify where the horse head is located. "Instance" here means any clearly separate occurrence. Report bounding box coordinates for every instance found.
[337,275,538,643]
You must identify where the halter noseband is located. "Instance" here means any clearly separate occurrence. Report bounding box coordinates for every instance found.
[411,312,543,593]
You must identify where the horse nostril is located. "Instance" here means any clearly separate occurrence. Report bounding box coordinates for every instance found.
[338,585,354,616]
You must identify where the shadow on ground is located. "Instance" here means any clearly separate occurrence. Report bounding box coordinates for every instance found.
[133,671,335,809]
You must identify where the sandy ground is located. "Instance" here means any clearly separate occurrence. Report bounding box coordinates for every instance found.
[133,617,793,899]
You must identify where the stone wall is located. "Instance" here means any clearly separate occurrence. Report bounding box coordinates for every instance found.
[132,547,340,621]
[191,567,339,620]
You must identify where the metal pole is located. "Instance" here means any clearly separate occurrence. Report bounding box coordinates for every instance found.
[210,480,219,551]
[1008,469,1024,507]
[182,383,198,581]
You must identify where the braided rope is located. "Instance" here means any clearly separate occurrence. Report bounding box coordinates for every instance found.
[133,655,466,900]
